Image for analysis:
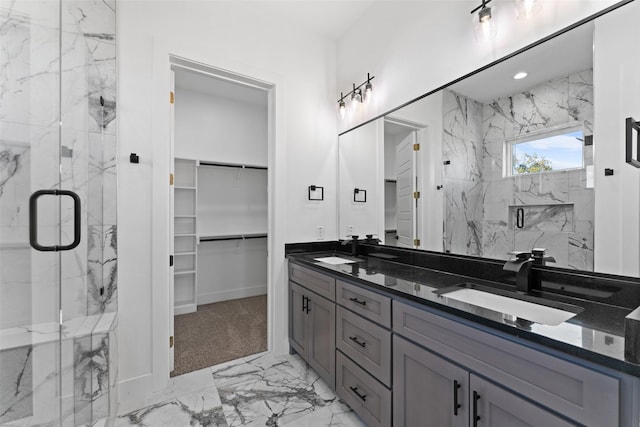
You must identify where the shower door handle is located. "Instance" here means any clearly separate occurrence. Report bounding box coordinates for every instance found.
[29,189,81,251]
[626,117,640,168]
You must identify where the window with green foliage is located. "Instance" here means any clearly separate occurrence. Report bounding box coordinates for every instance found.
[507,127,584,176]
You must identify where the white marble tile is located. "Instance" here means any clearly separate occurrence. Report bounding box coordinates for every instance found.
[512,171,569,206]
[482,220,513,261]
[568,232,594,271]
[483,178,514,222]
[513,230,569,266]
[483,98,516,142]
[482,140,504,181]
[0,12,60,128]
[442,134,482,181]
[116,389,227,427]
[281,401,366,427]
[0,347,33,424]
[212,353,340,426]
[511,76,570,136]
[568,69,593,127]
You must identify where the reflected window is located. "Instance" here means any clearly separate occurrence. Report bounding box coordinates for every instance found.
[507,126,584,176]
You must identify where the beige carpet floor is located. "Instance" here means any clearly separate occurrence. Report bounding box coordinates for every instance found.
[171,295,267,377]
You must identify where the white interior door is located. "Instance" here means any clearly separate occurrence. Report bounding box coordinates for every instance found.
[169,70,176,372]
[396,132,416,248]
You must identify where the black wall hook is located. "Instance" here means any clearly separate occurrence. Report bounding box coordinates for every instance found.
[130,153,139,164]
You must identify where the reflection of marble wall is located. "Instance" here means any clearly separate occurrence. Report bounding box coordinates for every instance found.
[442,90,484,256]
[444,70,594,270]
[0,0,117,425]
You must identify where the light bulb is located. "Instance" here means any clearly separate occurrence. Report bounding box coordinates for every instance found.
[513,0,542,19]
[513,72,528,80]
[364,82,373,102]
[474,5,497,42]
[339,100,346,118]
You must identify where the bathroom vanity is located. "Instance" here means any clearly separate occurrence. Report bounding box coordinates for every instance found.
[286,243,640,427]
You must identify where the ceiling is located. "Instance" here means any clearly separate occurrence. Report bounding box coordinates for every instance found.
[243,0,378,40]
[449,21,594,103]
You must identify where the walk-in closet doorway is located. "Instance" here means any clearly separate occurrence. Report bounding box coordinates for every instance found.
[168,59,271,376]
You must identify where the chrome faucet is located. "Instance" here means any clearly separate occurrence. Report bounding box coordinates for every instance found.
[503,249,555,293]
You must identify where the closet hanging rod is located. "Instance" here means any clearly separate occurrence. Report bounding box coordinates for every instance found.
[200,233,267,242]
[199,161,267,171]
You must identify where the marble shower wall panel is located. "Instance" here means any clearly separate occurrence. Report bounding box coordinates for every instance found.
[73,333,110,425]
[568,69,594,134]
[0,347,33,423]
[0,4,61,128]
[442,90,484,256]
[61,0,117,134]
[88,225,117,315]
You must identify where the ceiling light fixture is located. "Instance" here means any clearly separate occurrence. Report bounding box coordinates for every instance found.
[337,74,375,117]
[471,0,497,42]
[513,71,528,80]
[513,0,542,19]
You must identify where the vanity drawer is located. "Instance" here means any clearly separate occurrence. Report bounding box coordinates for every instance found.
[336,350,391,427]
[337,280,391,327]
[336,306,391,387]
[289,263,335,301]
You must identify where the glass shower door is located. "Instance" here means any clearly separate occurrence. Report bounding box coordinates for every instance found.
[1,1,64,425]
[1,0,117,425]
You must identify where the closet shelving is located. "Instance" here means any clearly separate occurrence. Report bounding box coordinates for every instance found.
[173,158,268,312]
[173,158,198,314]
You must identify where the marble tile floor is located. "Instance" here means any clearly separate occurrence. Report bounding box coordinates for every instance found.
[115,352,366,427]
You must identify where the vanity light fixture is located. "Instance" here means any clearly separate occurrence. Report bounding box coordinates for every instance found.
[471,0,497,42]
[513,71,528,80]
[337,74,375,117]
[513,0,542,20]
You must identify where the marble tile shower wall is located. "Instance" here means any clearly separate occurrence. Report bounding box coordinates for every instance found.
[443,90,485,256]
[0,0,117,425]
[443,69,594,270]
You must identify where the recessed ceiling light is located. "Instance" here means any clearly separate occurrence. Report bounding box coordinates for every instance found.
[514,72,528,80]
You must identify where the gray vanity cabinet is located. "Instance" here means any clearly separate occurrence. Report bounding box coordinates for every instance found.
[393,335,468,427]
[470,374,576,427]
[288,265,336,389]
[394,334,575,427]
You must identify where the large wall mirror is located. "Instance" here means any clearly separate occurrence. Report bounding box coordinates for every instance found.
[338,1,640,277]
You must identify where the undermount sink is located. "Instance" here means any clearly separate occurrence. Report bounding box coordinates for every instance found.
[314,256,361,265]
[434,283,583,326]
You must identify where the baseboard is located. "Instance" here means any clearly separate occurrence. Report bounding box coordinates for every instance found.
[116,373,153,415]
[197,285,267,305]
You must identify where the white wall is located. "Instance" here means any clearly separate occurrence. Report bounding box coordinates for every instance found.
[593,1,640,276]
[338,119,385,240]
[117,1,337,411]
[174,87,268,166]
[337,0,620,133]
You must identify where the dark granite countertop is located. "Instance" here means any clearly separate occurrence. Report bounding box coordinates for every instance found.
[286,248,640,377]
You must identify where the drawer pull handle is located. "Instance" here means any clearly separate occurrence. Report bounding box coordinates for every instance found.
[453,380,461,416]
[349,297,367,306]
[473,391,481,426]
[349,336,367,348]
[350,386,367,402]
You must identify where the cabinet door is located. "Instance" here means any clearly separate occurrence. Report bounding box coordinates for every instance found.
[470,374,576,427]
[393,335,468,427]
[289,282,308,360]
[308,292,336,388]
